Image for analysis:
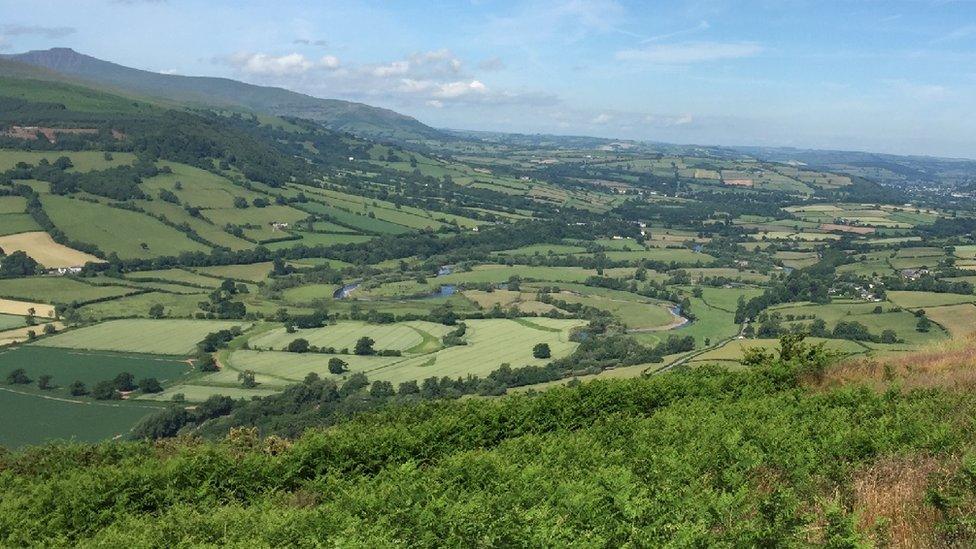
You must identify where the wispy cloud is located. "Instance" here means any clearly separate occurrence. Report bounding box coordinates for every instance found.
[0,24,76,38]
[642,21,710,43]
[293,38,329,47]
[931,24,976,44]
[616,41,762,64]
[885,79,950,101]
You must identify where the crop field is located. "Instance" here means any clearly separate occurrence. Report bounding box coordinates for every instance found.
[124,268,223,288]
[139,384,279,402]
[601,248,714,264]
[249,321,453,353]
[266,232,372,250]
[0,276,134,304]
[886,291,976,309]
[295,201,411,234]
[553,291,674,330]
[0,298,55,317]
[0,213,42,236]
[40,195,210,259]
[77,292,203,320]
[494,244,589,256]
[38,319,250,355]
[0,313,26,331]
[923,304,976,338]
[462,290,558,314]
[0,231,102,268]
[187,318,583,396]
[192,262,273,282]
[0,390,161,449]
[364,318,583,385]
[0,346,193,388]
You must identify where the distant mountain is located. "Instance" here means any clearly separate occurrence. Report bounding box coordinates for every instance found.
[4,48,442,142]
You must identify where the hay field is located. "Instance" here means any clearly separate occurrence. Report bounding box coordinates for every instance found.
[0,231,102,267]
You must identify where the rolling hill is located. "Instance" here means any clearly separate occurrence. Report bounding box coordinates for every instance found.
[4,48,442,142]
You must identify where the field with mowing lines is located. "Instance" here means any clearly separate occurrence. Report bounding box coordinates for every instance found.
[363,318,583,385]
[0,298,55,317]
[0,390,161,449]
[886,291,976,309]
[38,319,250,355]
[0,277,133,304]
[0,231,102,268]
[40,195,210,259]
[924,304,976,338]
[201,318,583,394]
[249,321,453,353]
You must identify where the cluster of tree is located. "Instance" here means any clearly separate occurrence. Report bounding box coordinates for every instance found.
[6,368,162,398]
[197,279,247,319]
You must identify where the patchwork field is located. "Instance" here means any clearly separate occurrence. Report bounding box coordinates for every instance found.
[40,195,210,259]
[38,319,251,355]
[0,231,102,267]
[248,321,453,353]
[0,277,134,304]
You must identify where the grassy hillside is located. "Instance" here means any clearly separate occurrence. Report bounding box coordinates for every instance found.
[1,339,975,546]
[5,48,442,141]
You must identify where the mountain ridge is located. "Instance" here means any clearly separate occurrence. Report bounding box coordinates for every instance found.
[4,48,442,142]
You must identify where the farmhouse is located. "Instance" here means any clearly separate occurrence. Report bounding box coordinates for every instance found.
[46,266,83,276]
[270,222,290,231]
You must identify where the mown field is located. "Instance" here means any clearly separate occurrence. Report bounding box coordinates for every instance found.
[38,319,250,355]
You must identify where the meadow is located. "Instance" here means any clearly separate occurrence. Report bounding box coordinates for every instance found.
[38,319,250,355]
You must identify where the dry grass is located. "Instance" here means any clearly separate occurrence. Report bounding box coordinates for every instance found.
[0,231,102,268]
[818,334,976,392]
[853,455,957,547]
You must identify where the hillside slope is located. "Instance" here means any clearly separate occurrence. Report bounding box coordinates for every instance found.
[5,48,442,142]
[1,340,975,546]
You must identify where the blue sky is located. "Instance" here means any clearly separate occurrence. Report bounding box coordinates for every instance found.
[2,0,975,157]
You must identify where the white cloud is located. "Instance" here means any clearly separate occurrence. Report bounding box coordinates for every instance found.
[224,52,340,76]
[591,113,612,124]
[616,41,762,64]
[218,48,551,109]
[886,79,949,101]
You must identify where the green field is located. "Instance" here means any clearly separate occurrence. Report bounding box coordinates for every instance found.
[168,318,585,400]
[0,389,161,449]
[0,277,135,304]
[0,346,194,388]
[38,319,250,355]
[77,292,205,320]
[886,291,976,309]
[0,150,137,172]
[40,195,210,259]
[248,321,453,353]
[192,262,273,282]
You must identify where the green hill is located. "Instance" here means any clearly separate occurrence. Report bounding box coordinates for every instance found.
[5,48,443,142]
[1,340,975,546]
